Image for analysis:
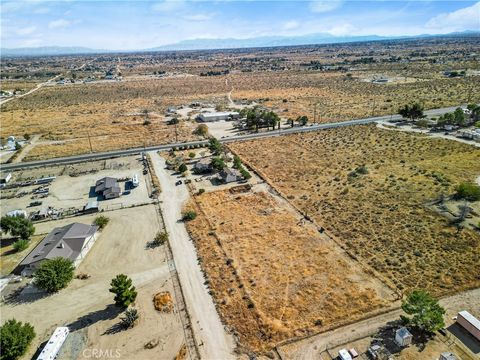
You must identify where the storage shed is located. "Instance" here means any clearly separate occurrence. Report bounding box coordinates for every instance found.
[456,310,480,341]
[439,352,457,360]
[395,327,413,347]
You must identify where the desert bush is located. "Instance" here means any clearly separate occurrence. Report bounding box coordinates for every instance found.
[120,308,139,329]
[455,182,480,201]
[13,239,29,252]
[182,210,197,221]
[94,215,110,229]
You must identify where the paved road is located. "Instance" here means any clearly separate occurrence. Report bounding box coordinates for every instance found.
[0,105,468,171]
[150,152,235,360]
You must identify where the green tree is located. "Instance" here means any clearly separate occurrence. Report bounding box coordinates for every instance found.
[453,108,466,126]
[398,103,425,122]
[14,142,21,151]
[455,182,480,201]
[0,216,35,240]
[296,115,309,126]
[0,319,35,360]
[34,257,74,293]
[401,290,445,333]
[210,157,226,171]
[110,274,137,307]
[93,216,109,230]
[208,138,223,155]
[178,163,188,173]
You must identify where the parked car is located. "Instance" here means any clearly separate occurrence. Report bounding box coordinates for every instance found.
[175,180,182,186]
[28,201,42,207]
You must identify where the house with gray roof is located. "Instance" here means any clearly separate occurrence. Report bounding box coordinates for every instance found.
[219,168,242,183]
[95,177,121,199]
[18,223,98,276]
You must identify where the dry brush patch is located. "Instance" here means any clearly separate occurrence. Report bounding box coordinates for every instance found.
[185,189,392,353]
[230,125,480,296]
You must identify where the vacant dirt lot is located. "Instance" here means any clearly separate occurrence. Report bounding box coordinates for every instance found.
[0,205,184,360]
[185,186,395,353]
[230,125,480,296]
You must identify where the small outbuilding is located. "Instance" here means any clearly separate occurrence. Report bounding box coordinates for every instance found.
[338,349,352,360]
[439,352,457,360]
[219,168,242,183]
[395,327,413,347]
[95,177,121,199]
[193,158,211,174]
[456,310,480,341]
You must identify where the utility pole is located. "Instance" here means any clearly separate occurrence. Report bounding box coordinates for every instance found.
[313,103,317,124]
[371,98,376,117]
[174,121,178,143]
[87,131,93,153]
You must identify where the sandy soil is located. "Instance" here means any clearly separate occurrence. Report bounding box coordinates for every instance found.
[279,288,480,360]
[0,156,150,214]
[184,184,396,353]
[149,151,236,360]
[0,205,185,360]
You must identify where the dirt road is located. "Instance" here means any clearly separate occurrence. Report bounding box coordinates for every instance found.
[149,151,235,360]
[278,287,480,359]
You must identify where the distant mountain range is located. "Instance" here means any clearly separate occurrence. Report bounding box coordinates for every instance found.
[2,31,479,56]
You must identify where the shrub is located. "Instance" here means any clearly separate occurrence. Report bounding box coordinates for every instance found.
[455,182,480,201]
[0,319,35,360]
[94,215,110,229]
[34,257,75,293]
[110,274,137,307]
[143,120,151,126]
[193,124,208,137]
[148,231,168,248]
[120,308,139,329]
[13,239,29,252]
[197,188,205,195]
[210,157,226,171]
[182,211,197,221]
[188,152,196,159]
[178,163,187,173]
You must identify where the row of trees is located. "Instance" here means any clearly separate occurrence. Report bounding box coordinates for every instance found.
[399,102,480,128]
[239,107,281,132]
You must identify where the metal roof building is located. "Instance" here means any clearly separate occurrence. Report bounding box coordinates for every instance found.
[198,112,240,122]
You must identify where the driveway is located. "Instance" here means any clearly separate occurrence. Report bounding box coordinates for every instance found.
[149,151,235,360]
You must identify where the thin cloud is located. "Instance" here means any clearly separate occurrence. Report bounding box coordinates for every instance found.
[152,0,185,13]
[283,20,300,31]
[309,0,343,13]
[16,26,37,36]
[182,13,214,22]
[426,1,480,32]
[48,19,71,29]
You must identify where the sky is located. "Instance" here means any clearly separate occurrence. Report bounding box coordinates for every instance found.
[1,0,479,49]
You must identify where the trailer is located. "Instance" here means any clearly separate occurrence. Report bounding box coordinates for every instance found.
[456,310,480,341]
[131,174,139,187]
[37,326,69,360]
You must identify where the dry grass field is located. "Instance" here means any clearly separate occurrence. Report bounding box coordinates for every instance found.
[230,125,480,297]
[1,35,478,161]
[185,187,395,353]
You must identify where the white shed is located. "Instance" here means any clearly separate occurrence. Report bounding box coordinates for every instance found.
[338,349,353,360]
[440,352,457,360]
[395,327,413,347]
